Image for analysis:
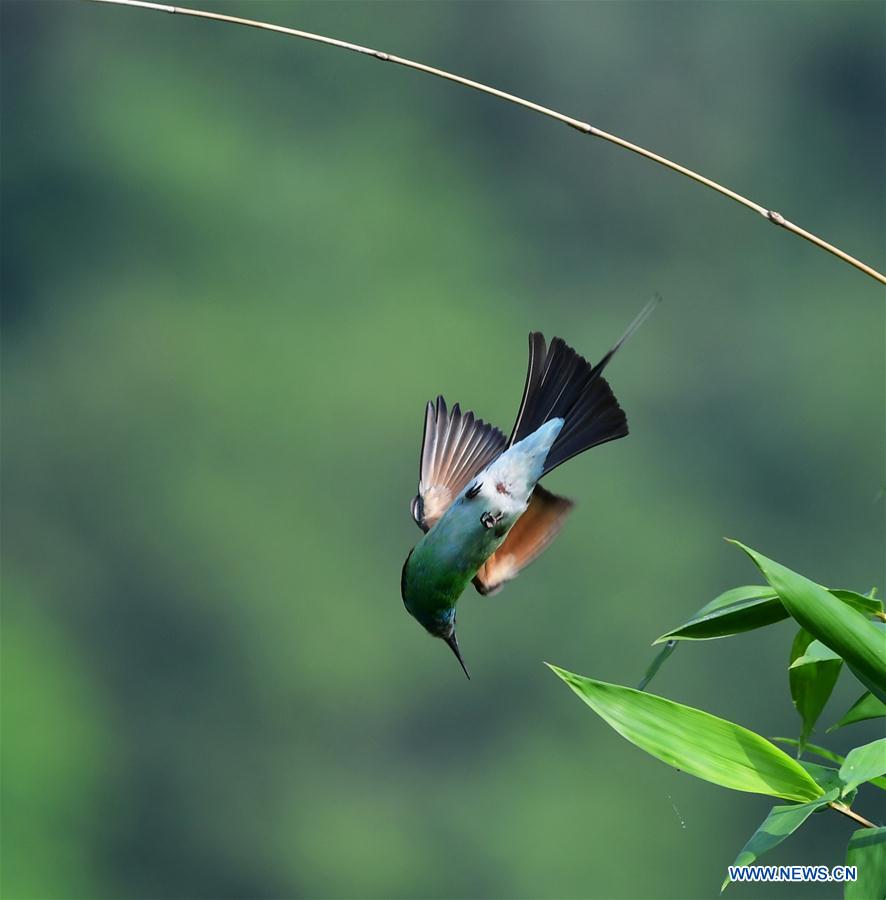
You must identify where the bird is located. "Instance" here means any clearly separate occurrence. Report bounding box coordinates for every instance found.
[401,298,659,678]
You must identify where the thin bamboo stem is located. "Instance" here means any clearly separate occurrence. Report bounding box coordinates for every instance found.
[829,801,878,830]
[87,0,885,286]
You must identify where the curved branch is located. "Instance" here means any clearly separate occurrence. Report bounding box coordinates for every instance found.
[87,0,885,286]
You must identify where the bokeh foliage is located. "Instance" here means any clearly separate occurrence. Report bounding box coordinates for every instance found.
[2,2,883,898]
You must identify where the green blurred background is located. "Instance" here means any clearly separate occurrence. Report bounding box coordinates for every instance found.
[2,2,883,898]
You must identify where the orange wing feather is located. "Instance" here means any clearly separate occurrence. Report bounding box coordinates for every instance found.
[473,486,573,596]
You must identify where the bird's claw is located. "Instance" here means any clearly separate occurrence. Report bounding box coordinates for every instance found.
[480,511,503,529]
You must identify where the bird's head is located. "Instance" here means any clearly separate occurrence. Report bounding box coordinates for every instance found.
[401,549,470,679]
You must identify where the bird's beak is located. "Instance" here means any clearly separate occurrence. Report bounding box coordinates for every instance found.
[444,632,471,680]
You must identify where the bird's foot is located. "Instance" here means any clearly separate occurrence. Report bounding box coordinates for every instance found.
[480,510,504,529]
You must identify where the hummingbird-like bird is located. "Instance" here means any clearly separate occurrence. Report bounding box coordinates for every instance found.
[401,299,658,678]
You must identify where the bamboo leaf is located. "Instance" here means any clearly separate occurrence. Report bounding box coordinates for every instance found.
[654,585,880,646]
[772,737,844,766]
[799,761,848,797]
[790,639,843,667]
[730,542,886,702]
[721,789,839,891]
[773,738,886,792]
[638,640,677,691]
[829,692,886,732]
[654,586,783,643]
[845,827,886,900]
[789,630,842,753]
[831,589,884,619]
[839,739,886,796]
[547,666,823,802]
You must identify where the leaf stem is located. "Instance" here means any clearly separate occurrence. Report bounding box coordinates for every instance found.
[829,801,878,829]
[86,0,886,286]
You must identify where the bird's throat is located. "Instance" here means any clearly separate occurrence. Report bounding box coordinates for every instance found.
[404,501,516,622]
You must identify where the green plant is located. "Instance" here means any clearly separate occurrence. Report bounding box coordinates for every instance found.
[550,540,886,896]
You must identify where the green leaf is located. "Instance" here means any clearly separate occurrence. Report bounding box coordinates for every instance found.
[654,585,881,646]
[547,666,823,802]
[831,589,884,619]
[839,739,886,796]
[730,542,886,702]
[638,640,677,691]
[654,586,783,643]
[799,761,847,796]
[789,630,843,753]
[790,638,843,667]
[845,827,886,900]
[772,737,845,765]
[722,789,839,891]
[829,692,886,732]
[799,762,857,806]
[773,738,886,792]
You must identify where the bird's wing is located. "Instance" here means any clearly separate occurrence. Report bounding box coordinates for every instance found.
[411,395,508,532]
[472,486,573,595]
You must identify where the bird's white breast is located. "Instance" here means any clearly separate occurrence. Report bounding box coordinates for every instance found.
[474,417,564,518]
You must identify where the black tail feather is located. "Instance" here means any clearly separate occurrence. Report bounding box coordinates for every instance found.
[508,297,659,476]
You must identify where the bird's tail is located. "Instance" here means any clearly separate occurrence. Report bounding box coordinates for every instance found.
[508,297,659,476]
